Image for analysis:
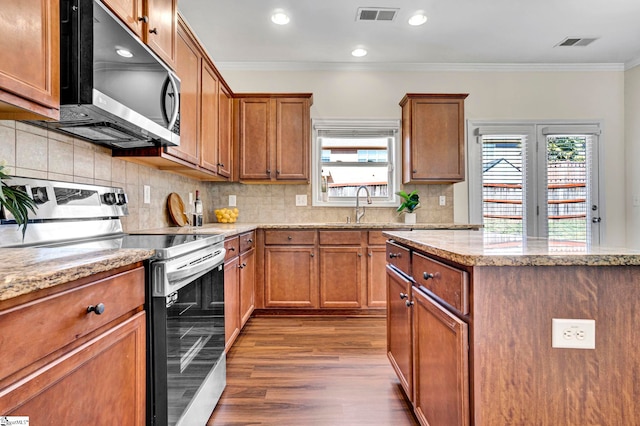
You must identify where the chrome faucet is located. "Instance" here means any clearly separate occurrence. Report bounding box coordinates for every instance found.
[355,185,372,224]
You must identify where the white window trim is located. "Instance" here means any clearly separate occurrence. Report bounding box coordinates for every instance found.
[311,119,401,207]
[467,120,604,244]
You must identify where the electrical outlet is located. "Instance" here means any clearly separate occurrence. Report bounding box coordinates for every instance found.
[295,194,307,206]
[229,195,237,207]
[143,185,150,204]
[439,195,446,206]
[552,318,595,349]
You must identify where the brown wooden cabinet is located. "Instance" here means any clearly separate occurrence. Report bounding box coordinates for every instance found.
[239,231,256,326]
[236,94,312,183]
[0,266,146,424]
[318,230,363,308]
[0,0,59,120]
[400,94,468,184]
[386,264,413,399]
[102,0,176,69]
[264,230,318,308]
[412,286,469,426]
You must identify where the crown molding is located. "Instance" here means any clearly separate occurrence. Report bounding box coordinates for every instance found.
[625,56,640,71]
[216,61,625,73]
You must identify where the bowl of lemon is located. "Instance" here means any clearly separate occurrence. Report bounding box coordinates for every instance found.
[215,207,239,223]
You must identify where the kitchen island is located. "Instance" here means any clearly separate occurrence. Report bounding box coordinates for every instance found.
[383,229,640,426]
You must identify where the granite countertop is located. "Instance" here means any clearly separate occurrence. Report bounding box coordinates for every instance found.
[383,229,640,267]
[0,248,154,302]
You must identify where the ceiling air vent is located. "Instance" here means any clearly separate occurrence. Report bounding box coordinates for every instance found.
[556,37,598,47]
[356,7,399,22]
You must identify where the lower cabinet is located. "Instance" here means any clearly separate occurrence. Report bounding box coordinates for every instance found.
[319,245,363,309]
[412,286,469,426]
[367,245,388,308]
[264,245,318,308]
[386,265,413,398]
[224,231,256,350]
[0,266,146,424]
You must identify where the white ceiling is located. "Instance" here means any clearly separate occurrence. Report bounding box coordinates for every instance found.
[177,0,640,71]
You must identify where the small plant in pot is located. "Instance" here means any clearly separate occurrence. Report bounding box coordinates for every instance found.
[396,190,420,224]
[0,163,37,238]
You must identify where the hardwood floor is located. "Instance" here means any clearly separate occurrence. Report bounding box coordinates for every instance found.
[207,316,418,426]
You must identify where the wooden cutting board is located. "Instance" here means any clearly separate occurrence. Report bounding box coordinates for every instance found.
[167,193,189,226]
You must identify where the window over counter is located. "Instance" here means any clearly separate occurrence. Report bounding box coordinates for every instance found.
[312,119,400,207]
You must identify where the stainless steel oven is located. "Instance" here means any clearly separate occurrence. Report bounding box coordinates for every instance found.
[149,242,226,426]
[0,177,227,426]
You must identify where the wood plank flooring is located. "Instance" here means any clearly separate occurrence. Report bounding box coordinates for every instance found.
[207,316,418,426]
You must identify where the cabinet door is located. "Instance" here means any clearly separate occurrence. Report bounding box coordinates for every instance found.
[0,313,146,425]
[386,265,413,399]
[402,95,466,183]
[413,287,470,426]
[145,0,177,69]
[166,23,199,164]
[217,84,233,178]
[102,0,143,36]
[239,248,256,326]
[0,0,59,119]
[319,246,362,308]
[275,98,309,181]
[199,61,219,173]
[239,98,272,180]
[367,245,387,308]
[224,256,240,351]
[264,246,317,308]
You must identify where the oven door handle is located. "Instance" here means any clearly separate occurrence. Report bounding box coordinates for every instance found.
[166,250,225,284]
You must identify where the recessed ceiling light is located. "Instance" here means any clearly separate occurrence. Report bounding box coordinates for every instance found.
[351,48,368,57]
[271,10,290,25]
[116,48,133,58]
[408,13,427,26]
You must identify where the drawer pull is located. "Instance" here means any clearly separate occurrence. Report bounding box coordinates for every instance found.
[229,247,236,251]
[247,238,253,243]
[288,236,293,240]
[399,292,408,300]
[389,252,401,259]
[423,272,434,280]
[406,300,414,307]
[87,303,105,315]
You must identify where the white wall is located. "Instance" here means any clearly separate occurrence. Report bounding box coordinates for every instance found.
[625,65,640,248]
[221,67,627,246]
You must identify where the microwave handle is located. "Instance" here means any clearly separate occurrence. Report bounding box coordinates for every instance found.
[162,73,180,130]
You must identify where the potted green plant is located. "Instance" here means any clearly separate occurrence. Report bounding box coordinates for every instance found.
[396,190,420,224]
[0,163,37,238]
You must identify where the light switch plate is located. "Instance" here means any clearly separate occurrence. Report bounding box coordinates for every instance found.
[439,195,446,206]
[229,195,237,207]
[296,194,307,206]
[143,185,150,204]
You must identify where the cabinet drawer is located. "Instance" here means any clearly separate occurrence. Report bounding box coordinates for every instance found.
[0,267,145,383]
[264,230,316,245]
[224,236,239,261]
[239,231,256,253]
[319,230,362,245]
[412,252,469,315]
[369,230,409,245]
[386,242,410,275]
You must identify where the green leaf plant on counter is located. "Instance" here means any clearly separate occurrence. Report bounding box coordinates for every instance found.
[396,190,420,213]
[0,162,37,239]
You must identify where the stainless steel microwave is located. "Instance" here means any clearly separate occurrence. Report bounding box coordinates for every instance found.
[27,0,180,149]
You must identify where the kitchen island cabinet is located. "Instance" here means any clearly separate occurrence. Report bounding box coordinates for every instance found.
[0,264,147,425]
[0,0,59,120]
[384,229,640,426]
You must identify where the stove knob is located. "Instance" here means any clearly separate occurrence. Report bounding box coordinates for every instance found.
[117,193,128,205]
[102,192,117,205]
[30,186,49,204]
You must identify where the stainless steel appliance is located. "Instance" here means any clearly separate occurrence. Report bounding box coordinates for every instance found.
[25,0,180,149]
[0,177,226,426]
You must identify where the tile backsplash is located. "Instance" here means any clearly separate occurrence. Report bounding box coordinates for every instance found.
[1,121,454,231]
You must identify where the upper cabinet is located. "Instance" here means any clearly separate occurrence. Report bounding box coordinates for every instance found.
[400,94,468,184]
[102,0,177,69]
[236,94,312,183]
[0,0,60,120]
